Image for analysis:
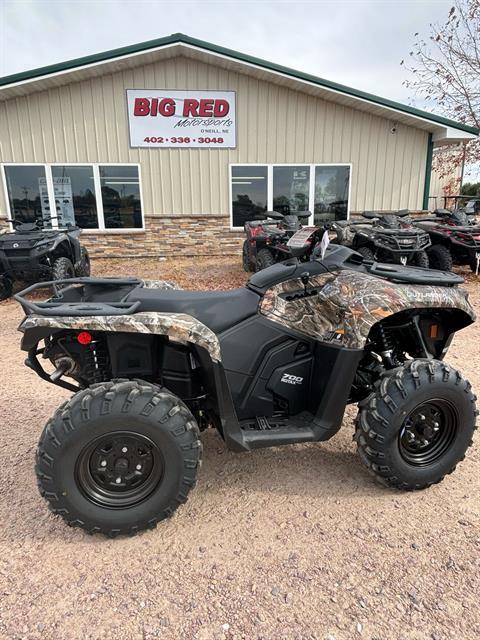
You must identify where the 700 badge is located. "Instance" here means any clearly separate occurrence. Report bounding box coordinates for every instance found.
[143,136,225,144]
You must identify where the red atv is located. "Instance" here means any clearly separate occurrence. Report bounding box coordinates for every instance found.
[243,211,315,271]
[416,208,480,273]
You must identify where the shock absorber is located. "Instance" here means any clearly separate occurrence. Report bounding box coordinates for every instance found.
[83,338,110,384]
[378,323,395,368]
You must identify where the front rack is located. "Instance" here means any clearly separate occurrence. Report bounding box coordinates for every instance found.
[14,277,143,317]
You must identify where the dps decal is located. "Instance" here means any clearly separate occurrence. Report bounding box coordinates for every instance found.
[126,89,236,148]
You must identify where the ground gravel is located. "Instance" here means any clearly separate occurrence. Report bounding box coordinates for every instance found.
[0,257,479,640]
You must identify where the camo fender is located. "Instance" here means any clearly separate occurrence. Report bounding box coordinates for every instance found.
[20,312,221,362]
[142,280,178,290]
[260,270,475,348]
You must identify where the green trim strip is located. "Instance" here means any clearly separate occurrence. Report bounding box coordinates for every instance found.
[0,33,478,136]
[422,132,434,210]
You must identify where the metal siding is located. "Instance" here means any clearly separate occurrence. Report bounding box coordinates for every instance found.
[0,55,429,216]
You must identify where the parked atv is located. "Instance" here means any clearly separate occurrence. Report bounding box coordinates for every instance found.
[416,208,480,273]
[0,217,90,300]
[331,210,431,267]
[16,244,477,536]
[243,210,315,271]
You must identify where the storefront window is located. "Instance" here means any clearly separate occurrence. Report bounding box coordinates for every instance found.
[51,166,99,228]
[4,165,49,225]
[314,165,350,223]
[100,166,142,229]
[231,165,268,227]
[273,166,310,214]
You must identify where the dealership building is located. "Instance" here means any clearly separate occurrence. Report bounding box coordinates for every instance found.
[0,33,477,257]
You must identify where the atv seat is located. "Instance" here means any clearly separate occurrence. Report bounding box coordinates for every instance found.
[125,286,260,333]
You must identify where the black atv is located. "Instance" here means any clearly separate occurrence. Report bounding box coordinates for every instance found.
[415,208,480,273]
[15,244,477,537]
[0,217,90,300]
[332,210,431,267]
[243,210,316,271]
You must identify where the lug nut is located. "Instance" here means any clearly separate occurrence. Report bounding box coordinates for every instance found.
[100,460,107,467]
[121,447,128,453]
[115,477,122,484]
[419,414,426,421]
[136,464,142,471]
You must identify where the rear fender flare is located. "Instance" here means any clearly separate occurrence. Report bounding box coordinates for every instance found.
[19,312,222,363]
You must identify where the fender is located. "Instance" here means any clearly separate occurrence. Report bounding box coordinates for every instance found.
[19,311,222,363]
[260,270,475,349]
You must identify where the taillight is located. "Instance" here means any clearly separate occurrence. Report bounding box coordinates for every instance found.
[77,331,93,345]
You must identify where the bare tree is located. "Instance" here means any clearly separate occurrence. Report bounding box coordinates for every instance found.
[402,0,480,189]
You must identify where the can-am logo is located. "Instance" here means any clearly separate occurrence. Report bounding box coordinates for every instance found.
[281,373,303,385]
[126,89,236,149]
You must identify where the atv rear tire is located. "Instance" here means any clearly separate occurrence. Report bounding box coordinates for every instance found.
[36,379,202,537]
[75,246,91,277]
[242,240,254,272]
[256,248,276,271]
[413,251,429,268]
[357,246,375,262]
[355,360,477,490]
[0,276,13,301]
[427,244,453,271]
[52,256,75,281]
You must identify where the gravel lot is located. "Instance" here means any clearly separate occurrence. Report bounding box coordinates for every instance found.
[0,257,479,640]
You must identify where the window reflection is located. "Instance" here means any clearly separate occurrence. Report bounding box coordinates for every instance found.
[51,166,98,228]
[314,166,350,223]
[4,165,49,225]
[231,166,268,227]
[273,166,310,214]
[100,166,142,229]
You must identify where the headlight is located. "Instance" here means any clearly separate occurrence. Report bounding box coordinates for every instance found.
[34,241,55,252]
[398,238,414,246]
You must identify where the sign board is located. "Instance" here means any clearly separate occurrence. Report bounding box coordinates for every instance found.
[39,177,75,226]
[126,89,236,148]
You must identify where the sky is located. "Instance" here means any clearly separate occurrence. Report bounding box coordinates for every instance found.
[0,0,453,103]
[1,0,478,178]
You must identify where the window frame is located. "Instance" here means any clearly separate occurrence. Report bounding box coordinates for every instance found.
[1,162,145,233]
[229,162,352,230]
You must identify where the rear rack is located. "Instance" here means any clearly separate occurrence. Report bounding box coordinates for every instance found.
[14,277,143,317]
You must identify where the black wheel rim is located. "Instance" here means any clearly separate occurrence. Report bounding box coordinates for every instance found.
[399,399,457,466]
[76,431,164,508]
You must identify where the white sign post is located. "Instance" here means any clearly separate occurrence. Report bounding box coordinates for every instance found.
[126,89,236,149]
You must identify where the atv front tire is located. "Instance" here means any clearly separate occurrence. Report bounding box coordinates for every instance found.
[427,244,453,271]
[36,379,202,536]
[256,248,276,271]
[52,256,75,280]
[413,251,429,268]
[242,240,254,272]
[355,360,477,490]
[75,246,91,277]
[0,276,13,301]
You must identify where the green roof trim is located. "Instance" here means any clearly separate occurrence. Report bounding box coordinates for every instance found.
[1,33,478,136]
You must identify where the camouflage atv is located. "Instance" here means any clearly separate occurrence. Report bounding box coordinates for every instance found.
[16,244,477,536]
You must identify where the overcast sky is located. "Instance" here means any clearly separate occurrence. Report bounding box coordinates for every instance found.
[2,0,478,179]
[1,0,453,104]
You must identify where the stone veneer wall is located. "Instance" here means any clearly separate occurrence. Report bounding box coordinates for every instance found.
[82,215,244,258]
